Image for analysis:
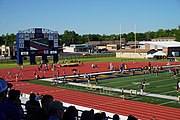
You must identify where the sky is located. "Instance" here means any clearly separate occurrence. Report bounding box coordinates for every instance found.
[0,0,180,35]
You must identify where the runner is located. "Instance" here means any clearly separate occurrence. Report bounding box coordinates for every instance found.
[95,75,98,84]
[63,70,66,83]
[57,70,60,77]
[177,80,180,92]
[139,82,144,95]
[120,88,125,100]
[34,70,37,77]
[142,78,146,90]
[8,70,11,76]
[15,73,18,82]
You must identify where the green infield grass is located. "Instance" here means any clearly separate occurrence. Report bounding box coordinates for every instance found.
[26,71,180,108]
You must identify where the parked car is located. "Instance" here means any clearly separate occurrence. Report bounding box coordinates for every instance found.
[82,53,90,56]
[97,48,108,53]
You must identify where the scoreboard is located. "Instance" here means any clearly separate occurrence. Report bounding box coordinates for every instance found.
[17,28,58,56]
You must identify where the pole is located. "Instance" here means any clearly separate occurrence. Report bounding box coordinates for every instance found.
[134,24,136,53]
[120,24,122,50]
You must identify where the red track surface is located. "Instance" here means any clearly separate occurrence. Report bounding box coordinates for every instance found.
[1,61,180,119]
[11,82,180,120]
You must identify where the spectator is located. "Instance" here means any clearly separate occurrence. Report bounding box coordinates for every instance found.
[113,114,120,120]
[25,93,41,117]
[101,112,107,120]
[127,115,138,120]
[80,110,94,120]
[30,94,54,120]
[62,105,78,120]
[94,112,103,120]
[0,78,21,120]
[48,100,65,120]
[8,89,24,117]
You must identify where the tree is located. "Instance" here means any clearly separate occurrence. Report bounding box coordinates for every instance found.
[60,30,79,45]
[126,32,134,41]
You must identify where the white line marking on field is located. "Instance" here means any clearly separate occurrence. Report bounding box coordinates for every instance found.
[156,83,175,88]
[158,101,175,105]
[161,90,176,94]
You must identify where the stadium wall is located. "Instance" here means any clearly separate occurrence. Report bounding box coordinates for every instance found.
[116,52,147,58]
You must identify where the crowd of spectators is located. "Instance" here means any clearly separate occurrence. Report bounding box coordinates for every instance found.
[0,78,140,120]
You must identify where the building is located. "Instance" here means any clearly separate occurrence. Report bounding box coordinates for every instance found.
[151,37,176,42]
[125,41,140,49]
[139,41,180,57]
[106,44,119,51]
[116,39,180,59]
[86,39,126,51]
[0,45,16,57]
[116,49,148,58]
[63,44,92,53]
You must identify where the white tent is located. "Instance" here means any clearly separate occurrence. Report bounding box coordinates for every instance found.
[146,54,153,59]
[152,51,166,56]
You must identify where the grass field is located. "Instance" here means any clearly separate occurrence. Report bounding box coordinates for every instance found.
[26,70,180,108]
[99,72,179,96]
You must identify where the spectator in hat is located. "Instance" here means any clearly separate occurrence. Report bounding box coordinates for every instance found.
[0,78,21,120]
[48,100,65,120]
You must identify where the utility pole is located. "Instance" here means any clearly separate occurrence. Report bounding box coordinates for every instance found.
[134,24,136,53]
[120,24,122,50]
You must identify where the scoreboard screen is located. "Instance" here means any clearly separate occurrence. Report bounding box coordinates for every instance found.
[17,28,58,56]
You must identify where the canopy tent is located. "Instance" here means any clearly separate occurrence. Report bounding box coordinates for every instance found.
[152,51,166,56]
[146,54,153,59]
[146,51,166,59]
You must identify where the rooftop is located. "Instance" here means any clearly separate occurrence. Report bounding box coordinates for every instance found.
[139,41,180,47]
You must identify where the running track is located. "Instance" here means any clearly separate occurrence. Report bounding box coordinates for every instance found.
[1,61,180,119]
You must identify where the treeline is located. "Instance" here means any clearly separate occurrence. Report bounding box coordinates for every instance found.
[0,26,180,46]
